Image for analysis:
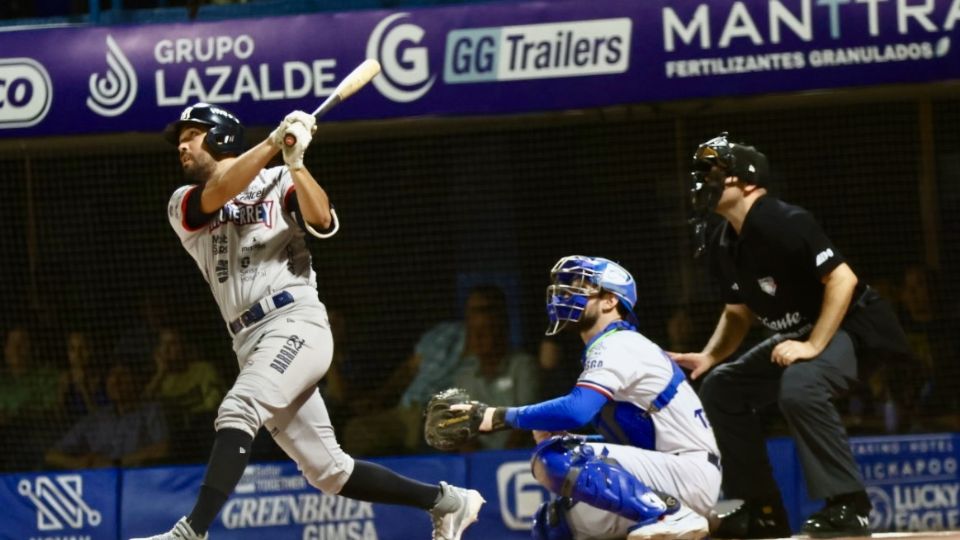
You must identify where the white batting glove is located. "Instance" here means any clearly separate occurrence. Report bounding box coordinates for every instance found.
[284,110,317,134]
[268,118,290,148]
[282,122,312,170]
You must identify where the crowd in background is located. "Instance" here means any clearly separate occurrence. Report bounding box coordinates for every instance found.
[0,263,957,473]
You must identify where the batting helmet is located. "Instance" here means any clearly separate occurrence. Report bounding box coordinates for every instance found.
[163,102,244,157]
[545,255,639,336]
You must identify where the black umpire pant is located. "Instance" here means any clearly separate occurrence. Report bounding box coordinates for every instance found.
[699,330,865,502]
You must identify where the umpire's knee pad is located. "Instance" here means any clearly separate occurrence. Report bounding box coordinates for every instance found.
[531,436,667,526]
[531,498,574,540]
[214,391,264,439]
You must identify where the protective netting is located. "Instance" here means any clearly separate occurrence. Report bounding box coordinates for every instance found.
[0,94,957,472]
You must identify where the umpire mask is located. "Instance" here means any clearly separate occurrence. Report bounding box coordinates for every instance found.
[690,132,735,217]
[688,132,768,256]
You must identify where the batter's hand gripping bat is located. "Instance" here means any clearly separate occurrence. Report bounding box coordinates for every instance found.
[283,59,382,146]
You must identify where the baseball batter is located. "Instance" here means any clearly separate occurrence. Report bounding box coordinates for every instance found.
[454,256,720,540]
[132,102,482,540]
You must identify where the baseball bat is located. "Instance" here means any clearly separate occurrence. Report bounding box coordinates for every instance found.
[283,59,382,147]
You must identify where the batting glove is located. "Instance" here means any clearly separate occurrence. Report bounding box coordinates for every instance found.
[284,110,317,134]
[268,118,290,148]
[282,122,312,170]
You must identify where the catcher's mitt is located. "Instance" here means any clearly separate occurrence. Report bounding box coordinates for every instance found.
[423,388,481,451]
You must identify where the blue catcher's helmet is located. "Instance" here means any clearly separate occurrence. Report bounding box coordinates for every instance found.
[545,255,638,336]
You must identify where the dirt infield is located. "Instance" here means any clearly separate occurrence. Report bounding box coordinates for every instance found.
[755,533,960,539]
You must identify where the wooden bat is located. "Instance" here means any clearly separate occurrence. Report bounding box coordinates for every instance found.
[283,59,382,146]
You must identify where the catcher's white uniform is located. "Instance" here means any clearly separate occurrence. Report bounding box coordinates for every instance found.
[566,329,721,538]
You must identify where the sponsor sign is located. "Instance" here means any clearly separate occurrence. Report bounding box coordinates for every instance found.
[855,434,960,532]
[0,468,119,540]
[122,456,465,540]
[468,449,550,538]
[0,0,957,137]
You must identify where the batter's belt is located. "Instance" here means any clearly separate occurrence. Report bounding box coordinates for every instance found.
[229,290,295,335]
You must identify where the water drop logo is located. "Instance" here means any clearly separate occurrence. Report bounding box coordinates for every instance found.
[366,13,436,103]
[86,35,138,117]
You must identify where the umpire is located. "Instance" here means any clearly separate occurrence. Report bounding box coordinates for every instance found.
[671,133,912,539]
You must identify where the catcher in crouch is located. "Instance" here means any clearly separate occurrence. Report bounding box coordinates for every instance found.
[426,256,720,540]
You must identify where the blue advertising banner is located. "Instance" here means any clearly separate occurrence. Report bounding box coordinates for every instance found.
[0,468,119,540]
[121,456,466,540]
[1,0,958,138]
[775,433,960,534]
[467,449,550,539]
[765,436,804,533]
[854,433,960,532]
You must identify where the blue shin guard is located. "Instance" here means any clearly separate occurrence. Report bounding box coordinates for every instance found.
[531,498,574,540]
[531,436,668,527]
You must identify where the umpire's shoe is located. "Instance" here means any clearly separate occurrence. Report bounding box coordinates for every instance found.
[712,499,792,539]
[429,481,485,540]
[801,502,871,538]
[129,517,206,540]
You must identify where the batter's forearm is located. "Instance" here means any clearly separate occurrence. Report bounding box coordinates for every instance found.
[289,168,332,229]
[808,264,858,353]
[201,140,281,213]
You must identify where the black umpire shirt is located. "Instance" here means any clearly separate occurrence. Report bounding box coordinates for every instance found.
[708,195,857,338]
[707,195,912,372]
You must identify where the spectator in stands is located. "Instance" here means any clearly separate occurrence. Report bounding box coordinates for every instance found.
[144,328,224,413]
[113,291,171,380]
[318,307,368,435]
[45,362,169,469]
[536,334,581,401]
[342,285,508,455]
[0,326,64,471]
[143,328,224,461]
[898,264,957,428]
[451,310,537,450]
[666,307,697,353]
[59,330,109,421]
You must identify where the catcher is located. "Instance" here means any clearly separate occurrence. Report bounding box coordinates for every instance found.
[424,255,721,540]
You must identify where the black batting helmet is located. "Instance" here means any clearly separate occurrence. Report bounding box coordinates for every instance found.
[163,102,244,157]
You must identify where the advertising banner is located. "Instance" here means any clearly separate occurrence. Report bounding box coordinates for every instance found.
[121,456,465,540]
[0,468,119,540]
[855,433,960,532]
[0,0,958,138]
[786,433,960,534]
[467,448,551,539]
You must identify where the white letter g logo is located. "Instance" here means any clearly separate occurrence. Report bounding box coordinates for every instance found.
[367,13,436,103]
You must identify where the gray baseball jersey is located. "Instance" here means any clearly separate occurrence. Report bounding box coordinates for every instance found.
[168,165,315,325]
[167,165,355,495]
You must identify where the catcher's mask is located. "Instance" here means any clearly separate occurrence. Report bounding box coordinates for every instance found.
[689,132,768,256]
[164,102,245,158]
[545,255,638,336]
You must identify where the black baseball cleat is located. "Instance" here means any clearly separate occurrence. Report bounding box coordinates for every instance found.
[801,502,871,538]
[712,500,792,539]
